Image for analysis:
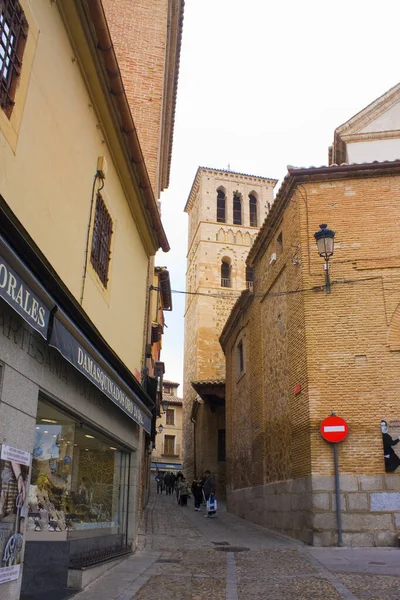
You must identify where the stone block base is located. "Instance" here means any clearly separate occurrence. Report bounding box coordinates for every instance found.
[227,473,400,547]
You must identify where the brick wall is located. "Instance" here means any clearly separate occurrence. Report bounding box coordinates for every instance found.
[102,0,169,195]
[221,167,400,545]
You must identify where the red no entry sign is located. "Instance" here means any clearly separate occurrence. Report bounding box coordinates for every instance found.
[320,415,348,443]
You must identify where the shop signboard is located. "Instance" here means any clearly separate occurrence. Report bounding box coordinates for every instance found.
[0,251,50,339]
[50,316,152,433]
[0,445,31,585]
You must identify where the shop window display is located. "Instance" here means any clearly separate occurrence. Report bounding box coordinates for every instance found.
[27,400,128,538]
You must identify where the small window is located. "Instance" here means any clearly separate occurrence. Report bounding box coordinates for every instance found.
[245,266,254,292]
[90,193,113,287]
[233,193,242,225]
[236,339,244,376]
[0,0,28,118]
[276,232,283,256]
[221,259,231,288]
[217,189,226,223]
[218,429,226,462]
[166,409,175,425]
[249,194,257,227]
[164,435,175,455]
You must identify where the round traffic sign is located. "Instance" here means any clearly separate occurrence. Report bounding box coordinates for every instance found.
[320,415,348,443]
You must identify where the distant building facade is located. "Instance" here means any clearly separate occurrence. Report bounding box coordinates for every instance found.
[330,82,400,165]
[152,381,183,473]
[183,167,276,494]
[221,85,400,547]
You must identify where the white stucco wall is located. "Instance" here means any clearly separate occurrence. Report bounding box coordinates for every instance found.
[347,138,400,164]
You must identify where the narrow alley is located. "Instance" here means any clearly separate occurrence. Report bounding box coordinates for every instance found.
[71,487,400,600]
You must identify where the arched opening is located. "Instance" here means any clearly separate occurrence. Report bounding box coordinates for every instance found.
[246,265,254,291]
[249,193,257,227]
[221,258,231,288]
[233,193,242,225]
[217,188,226,223]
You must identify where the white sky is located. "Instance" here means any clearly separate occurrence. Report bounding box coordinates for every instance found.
[157,0,400,389]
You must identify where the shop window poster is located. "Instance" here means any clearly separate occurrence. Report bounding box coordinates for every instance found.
[381,420,400,473]
[0,445,30,585]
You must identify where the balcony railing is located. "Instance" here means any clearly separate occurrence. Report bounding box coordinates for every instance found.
[221,278,231,288]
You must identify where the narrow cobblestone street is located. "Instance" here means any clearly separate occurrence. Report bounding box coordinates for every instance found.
[71,488,400,600]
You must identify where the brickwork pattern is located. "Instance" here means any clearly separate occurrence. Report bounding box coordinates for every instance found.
[183,168,275,486]
[102,0,169,195]
[222,170,400,545]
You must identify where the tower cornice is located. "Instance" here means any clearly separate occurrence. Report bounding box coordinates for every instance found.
[184,166,278,213]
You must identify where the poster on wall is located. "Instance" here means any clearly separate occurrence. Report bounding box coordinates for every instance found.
[0,445,30,585]
[381,420,400,473]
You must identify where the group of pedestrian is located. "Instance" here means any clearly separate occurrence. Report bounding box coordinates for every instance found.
[155,470,177,495]
[191,470,215,512]
[155,469,216,515]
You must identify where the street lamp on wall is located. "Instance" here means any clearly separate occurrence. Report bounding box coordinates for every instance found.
[158,424,164,434]
[161,399,169,413]
[314,224,335,294]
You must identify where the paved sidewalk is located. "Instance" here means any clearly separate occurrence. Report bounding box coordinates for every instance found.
[71,490,400,600]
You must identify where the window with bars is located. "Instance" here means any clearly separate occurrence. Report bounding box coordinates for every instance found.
[166,409,175,426]
[164,435,175,455]
[217,189,226,223]
[0,0,28,117]
[90,194,113,288]
[249,194,257,227]
[233,193,242,225]
[245,265,254,291]
[221,259,231,288]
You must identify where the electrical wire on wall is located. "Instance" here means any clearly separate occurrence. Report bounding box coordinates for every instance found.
[80,170,105,305]
[150,274,384,301]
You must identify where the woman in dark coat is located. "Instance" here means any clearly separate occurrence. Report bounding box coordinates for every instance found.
[191,477,203,511]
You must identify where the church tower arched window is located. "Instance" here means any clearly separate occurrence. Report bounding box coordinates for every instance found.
[246,265,254,291]
[249,194,257,227]
[221,259,231,288]
[233,193,242,225]
[217,189,226,223]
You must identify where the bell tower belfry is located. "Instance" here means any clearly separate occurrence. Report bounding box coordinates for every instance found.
[183,167,277,490]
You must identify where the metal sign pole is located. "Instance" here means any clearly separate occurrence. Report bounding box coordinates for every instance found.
[332,441,343,547]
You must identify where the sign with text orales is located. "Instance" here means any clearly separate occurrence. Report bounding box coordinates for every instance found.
[0,252,50,338]
[49,317,151,433]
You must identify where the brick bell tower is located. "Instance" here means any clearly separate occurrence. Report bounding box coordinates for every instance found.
[183,167,277,494]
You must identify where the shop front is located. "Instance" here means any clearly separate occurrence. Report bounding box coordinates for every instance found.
[0,224,153,599]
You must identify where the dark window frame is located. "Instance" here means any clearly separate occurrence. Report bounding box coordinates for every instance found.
[236,339,244,376]
[217,189,226,223]
[233,193,242,225]
[218,429,226,462]
[166,409,175,426]
[164,434,175,455]
[0,0,28,118]
[221,259,231,288]
[90,193,113,288]
[249,194,258,227]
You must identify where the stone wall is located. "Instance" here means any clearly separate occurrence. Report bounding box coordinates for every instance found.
[183,168,276,487]
[228,473,400,547]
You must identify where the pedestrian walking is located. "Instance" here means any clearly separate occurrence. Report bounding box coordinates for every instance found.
[164,472,172,495]
[155,471,164,494]
[177,477,189,507]
[203,470,215,501]
[191,477,203,511]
